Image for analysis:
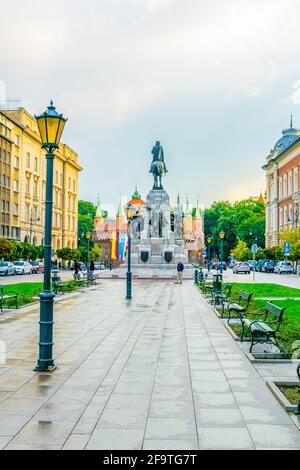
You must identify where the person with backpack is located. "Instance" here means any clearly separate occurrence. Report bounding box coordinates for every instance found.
[176,260,184,284]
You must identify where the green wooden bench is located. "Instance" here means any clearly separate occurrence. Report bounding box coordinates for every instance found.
[0,286,18,313]
[240,302,286,353]
[221,290,253,321]
[212,283,233,306]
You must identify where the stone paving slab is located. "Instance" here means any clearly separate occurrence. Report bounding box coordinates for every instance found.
[0,280,299,450]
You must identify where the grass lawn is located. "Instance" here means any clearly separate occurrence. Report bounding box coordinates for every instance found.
[230,283,300,299]
[278,385,300,406]
[0,281,77,307]
[226,283,300,354]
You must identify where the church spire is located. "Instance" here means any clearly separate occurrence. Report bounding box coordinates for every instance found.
[185,196,191,216]
[95,194,102,217]
[117,192,123,217]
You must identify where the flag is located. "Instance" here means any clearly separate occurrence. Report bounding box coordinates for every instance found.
[111,231,117,260]
[118,232,126,260]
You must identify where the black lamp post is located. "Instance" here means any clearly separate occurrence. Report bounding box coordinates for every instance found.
[86,232,91,272]
[125,204,136,300]
[207,237,212,272]
[219,231,225,275]
[34,101,67,372]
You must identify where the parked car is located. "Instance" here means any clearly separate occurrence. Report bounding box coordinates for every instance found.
[0,261,16,276]
[14,261,32,275]
[217,262,227,271]
[261,261,275,273]
[233,262,251,274]
[31,261,44,274]
[255,259,269,272]
[247,260,257,271]
[274,261,293,274]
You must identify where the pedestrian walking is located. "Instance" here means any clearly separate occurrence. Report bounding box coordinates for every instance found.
[73,260,80,280]
[90,260,95,273]
[176,260,184,284]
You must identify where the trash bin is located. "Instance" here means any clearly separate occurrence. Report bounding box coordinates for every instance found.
[213,273,222,292]
[51,270,60,293]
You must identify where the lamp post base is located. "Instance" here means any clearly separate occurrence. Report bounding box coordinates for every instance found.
[126,271,132,300]
[35,290,55,372]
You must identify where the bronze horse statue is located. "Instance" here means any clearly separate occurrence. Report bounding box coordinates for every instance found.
[149,141,167,190]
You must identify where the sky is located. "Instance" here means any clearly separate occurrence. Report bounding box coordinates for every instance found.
[1,0,300,214]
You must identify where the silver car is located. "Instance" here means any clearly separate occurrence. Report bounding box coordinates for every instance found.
[14,261,32,275]
[0,261,16,276]
[274,261,293,274]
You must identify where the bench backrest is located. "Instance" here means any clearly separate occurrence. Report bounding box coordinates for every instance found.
[224,284,232,296]
[265,302,285,323]
[238,290,252,307]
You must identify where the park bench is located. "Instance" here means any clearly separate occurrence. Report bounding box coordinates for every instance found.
[239,302,286,353]
[212,283,233,307]
[0,286,18,313]
[73,272,89,288]
[52,278,67,295]
[221,290,253,322]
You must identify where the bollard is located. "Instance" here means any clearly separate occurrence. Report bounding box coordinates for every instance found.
[194,268,199,285]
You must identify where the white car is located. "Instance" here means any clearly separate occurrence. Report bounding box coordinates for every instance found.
[233,262,251,274]
[14,261,32,275]
[274,261,293,274]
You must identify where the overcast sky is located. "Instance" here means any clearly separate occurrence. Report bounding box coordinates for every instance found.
[1,0,300,212]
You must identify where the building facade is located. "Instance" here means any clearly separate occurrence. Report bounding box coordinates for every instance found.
[0,107,82,250]
[263,119,300,247]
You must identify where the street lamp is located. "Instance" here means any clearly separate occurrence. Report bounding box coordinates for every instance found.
[219,231,225,275]
[86,232,91,272]
[125,204,136,300]
[34,101,67,372]
[207,237,212,272]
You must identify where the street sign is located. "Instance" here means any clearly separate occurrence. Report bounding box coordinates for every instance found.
[284,242,290,256]
[251,244,258,254]
[202,249,207,257]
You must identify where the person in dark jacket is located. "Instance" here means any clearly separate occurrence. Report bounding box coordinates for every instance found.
[176,261,184,284]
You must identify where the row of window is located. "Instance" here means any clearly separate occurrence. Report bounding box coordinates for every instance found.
[278,167,298,199]
[0,225,19,239]
[0,124,11,139]
[279,205,299,227]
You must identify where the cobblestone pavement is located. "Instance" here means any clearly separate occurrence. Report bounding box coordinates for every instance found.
[0,280,299,450]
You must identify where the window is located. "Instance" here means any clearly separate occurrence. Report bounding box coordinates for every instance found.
[13,203,18,216]
[26,152,30,168]
[34,157,38,171]
[26,204,30,222]
[56,171,58,184]
[284,206,288,225]
[283,174,287,197]
[14,156,19,168]
[279,177,283,199]
[1,200,5,212]
[6,176,10,188]
[279,207,283,228]
[33,180,38,197]
[73,180,75,192]
[288,171,293,195]
[14,135,20,146]
[68,177,71,189]
[6,201,9,213]
[26,176,30,193]
[13,179,19,192]
[294,168,298,193]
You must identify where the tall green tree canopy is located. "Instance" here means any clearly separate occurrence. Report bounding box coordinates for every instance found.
[204,198,265,260]
[78,200,96,238]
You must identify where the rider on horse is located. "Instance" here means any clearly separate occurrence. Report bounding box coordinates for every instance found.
[149,141,167,189]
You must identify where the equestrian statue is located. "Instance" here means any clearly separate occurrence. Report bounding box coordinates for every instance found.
[149,141,167,190]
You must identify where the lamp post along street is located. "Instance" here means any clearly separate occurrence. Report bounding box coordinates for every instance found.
[125,205,136,300]
[34,101,67,372]
[207,237,212,272]
[86,232,91,273]
[219,231,225,276]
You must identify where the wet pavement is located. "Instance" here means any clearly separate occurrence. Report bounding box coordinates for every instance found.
[0,280,299,450]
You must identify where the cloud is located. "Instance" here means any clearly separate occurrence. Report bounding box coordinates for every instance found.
[291,80,300,104]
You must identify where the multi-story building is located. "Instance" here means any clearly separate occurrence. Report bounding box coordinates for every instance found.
[0,107,82,250]
[263,118,300,247]
[182,197,205,262]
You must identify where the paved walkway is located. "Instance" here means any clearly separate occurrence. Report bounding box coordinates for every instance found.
[0,280,299,450]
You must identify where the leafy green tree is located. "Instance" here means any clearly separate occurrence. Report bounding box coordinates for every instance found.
[204,198,265,260]
[0,238,14,259]
[56,247,73,261]
[230,240,252,261]
[90,245,102,261]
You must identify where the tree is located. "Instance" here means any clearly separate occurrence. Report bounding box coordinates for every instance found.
[204,198,266,260]
[90,245,102,261]
[78,200,97,242]
[230,240,252,261]
[56,247,73,261]
[0,238,14,259]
